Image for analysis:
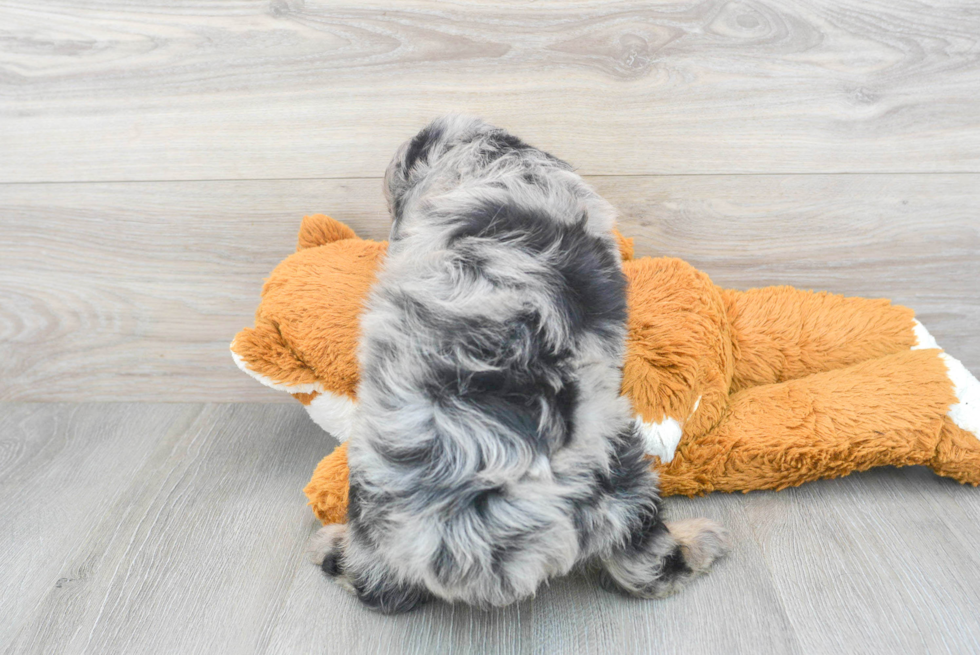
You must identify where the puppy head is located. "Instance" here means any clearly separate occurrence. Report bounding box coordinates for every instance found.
[383,116,582,245]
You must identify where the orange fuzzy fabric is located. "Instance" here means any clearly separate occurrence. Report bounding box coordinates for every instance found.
[304,442,351,524]
[658,349,955,495]
[230,217,385,399]
[230,215,980,525]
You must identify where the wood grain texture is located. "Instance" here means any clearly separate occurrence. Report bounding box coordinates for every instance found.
[2,0,980,182]
[4,403,980,654]
[744,467,980,653]
[0,404,203,647]
[2,174,977,402]
[2,403,330,655]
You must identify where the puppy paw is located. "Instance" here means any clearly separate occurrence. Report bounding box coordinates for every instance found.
[307,524,356,594]
[666,518,731,573]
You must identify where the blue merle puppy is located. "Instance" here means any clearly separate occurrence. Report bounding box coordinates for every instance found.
[308,116,729,613]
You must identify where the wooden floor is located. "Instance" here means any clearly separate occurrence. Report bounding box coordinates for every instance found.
[2,0,980,653]
[2,402,980,655]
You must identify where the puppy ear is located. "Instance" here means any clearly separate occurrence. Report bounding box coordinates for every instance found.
[384,122,446,221]
[384,116,488,221]
[297,214,358,250]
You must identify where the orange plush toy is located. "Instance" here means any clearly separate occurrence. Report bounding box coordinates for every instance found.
[232,215,980,525]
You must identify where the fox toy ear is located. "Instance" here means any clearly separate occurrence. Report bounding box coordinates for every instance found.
[297,214,359,250]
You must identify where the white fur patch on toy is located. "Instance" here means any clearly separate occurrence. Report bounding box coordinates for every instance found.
[909,321,980,439]
[940,353,980,439]
[305,392,357,442]
[637,416,683,463]
[231,346,357,440]
[911,319,940,351]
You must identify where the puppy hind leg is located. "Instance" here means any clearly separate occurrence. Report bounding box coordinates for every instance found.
[600,517,730,599]
[307,523,431,614]
[307,523,355,593]
[350,572,431,615]
[589,421,730,598]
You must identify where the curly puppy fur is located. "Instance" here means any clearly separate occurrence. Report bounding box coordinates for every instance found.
[309,116,729,613]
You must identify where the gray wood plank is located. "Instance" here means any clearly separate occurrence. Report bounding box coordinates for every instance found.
[744,467,980,654]
[2,174,977,402]
[2,0,979,182]
[0,404,202,647]
[2,403,331,655]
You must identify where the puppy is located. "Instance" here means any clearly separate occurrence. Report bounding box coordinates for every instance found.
[309,116,729,613]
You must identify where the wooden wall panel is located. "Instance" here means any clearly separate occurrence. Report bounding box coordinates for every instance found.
[2,174,977,401]
[1,0,979,182]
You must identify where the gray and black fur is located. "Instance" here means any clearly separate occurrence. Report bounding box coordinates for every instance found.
[308,116,729,613]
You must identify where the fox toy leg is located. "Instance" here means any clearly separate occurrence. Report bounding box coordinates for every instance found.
[932,417,980,485]
[927,346,980,484]
[722,286,918,393]
[658,348,980,496]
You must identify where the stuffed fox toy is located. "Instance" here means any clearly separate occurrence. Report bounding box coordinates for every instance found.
[232,215,980,525]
